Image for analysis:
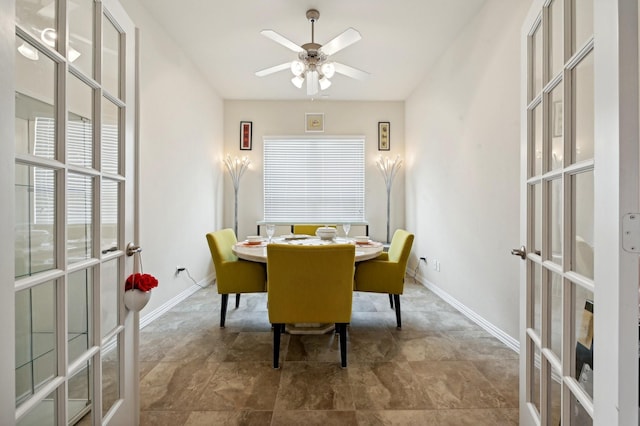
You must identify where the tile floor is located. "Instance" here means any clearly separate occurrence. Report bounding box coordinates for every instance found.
[139,281,519,425]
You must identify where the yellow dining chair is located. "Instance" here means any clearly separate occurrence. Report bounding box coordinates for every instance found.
[354,229,414,328]
[206,229,267,327]
[267,243,355,368]
[292,224,335,235]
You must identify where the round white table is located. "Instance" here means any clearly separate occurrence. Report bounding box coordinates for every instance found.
[232,235,384,263]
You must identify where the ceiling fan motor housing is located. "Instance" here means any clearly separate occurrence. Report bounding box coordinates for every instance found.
[306,9,320,23]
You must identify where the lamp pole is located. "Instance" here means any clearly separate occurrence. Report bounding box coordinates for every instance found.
[224,155,250,237]
[376,155,402,243]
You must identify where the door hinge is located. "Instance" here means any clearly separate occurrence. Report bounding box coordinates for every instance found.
[622,213,640,252]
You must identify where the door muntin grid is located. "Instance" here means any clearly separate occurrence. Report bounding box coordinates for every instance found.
[525,0,595,424]
[14,0,129,423]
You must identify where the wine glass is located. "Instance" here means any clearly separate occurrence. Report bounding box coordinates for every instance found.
[343,223,351,241]
[266,224,275,243]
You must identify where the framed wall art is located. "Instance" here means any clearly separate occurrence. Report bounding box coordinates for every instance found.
[240,121,252,150]
[378,121,390,151]
[305,113,324,132]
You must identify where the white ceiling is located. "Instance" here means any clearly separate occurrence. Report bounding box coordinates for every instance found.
[134,0,487,101]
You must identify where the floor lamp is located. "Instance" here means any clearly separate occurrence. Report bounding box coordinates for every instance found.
[224,155,250,237]
[376,155,402,244]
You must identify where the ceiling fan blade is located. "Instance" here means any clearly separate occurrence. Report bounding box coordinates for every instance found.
[255,62,291,77]
[333,62,370,80]
[320,28,362,56]
[260,30,304,53]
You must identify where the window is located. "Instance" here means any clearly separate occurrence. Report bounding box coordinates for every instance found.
[264,136,365,222]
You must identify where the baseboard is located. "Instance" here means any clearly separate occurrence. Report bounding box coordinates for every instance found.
[413,273,520,353]
[139,273,215,329]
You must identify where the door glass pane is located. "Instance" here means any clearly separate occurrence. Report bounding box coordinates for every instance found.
[532,104,543,176]
[549,0,564,78]
[102,16,120,98]
[16,0,57,49]
[572,0,593,54]
[102,338,120,417]
[571,392,593,425]
[68,269,92,364]
[15,280,57,406]
[574,285,594,399]
[532,344,541,415]
[15,37,56,160]
[68,173,93,264]
[531,23,543,99]
[68,361,93,424]
[68,0,94,77]
[17,390,56,426]
[572,52,594,163]
[15,165,56,278]
[100,259,119,337]
[101,98,119,175]
[573,172,594,279]
[101,179,118,255]
[551,378,561,425]
[533,263,542,336]
[533,183,542,256]
[550,178,562,262]
[67,73,93,168]
[550,272,562,356]
[550,83,564,171]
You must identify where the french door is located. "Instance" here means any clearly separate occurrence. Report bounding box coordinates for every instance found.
[519,0,638,425]
[2,0,138,424]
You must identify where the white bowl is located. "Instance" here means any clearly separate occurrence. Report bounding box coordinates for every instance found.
[315,227,337,240]
[354,236,370,243]
[246,235,263,242]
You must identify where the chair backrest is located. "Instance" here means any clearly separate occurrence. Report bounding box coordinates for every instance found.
[206,229,238,268]
[292,224,335,235]
[267,243,355,324]
[387,229,415,271]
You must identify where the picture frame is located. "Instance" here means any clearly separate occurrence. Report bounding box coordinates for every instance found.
[552,101,563,137]
[378,121,390,151]
[240,121,252,150]
[305,113,324,132]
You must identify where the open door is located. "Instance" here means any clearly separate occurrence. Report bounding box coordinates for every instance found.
[5,0,139,424]
[518,0,638,424]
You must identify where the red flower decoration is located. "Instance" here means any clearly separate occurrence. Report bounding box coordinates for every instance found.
[125,273,158,292]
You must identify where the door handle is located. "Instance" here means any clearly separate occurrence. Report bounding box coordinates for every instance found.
[126,242,142,257]
[101,246,118,254]
[511,245,526,260]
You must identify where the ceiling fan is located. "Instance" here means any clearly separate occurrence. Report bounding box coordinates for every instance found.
[255,9,370,96]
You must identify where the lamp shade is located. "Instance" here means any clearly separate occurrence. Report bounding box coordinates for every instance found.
[290,60,305,76]
[319,76,332,90]
[291,75,304,88]
[320,62,335,78]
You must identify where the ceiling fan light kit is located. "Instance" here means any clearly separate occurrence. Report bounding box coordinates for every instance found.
[256,9,370,96]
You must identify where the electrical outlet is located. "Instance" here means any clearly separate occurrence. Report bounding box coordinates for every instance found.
[436,261,441,272]
[432,259,438,270]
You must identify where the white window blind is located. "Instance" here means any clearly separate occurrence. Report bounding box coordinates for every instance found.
[264,137,365,222]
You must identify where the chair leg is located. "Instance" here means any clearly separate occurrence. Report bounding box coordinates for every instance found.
[393,294,402,329]
[389,294,394,309]
[235,293,241,309]
[337,323,348,368]
[220,294,229,328]
[273,323,283,369]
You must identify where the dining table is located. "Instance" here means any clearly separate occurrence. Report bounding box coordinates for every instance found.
[232,234,384,334]
[232,235,384,263]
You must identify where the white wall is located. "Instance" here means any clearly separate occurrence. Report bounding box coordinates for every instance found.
[405,0,531,340]
[223,100,405,242]
[120,0,224,312]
